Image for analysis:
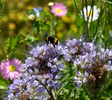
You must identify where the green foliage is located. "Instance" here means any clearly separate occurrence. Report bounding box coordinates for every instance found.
[5,34,24,58]
[0,80,7,89]
[0,1,3,18]
[20,32,38,46]
[27,9,35,16]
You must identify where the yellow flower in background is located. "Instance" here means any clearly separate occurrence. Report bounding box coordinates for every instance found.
[17,2,25,8]
[2,16,8,22]
[70,17,75,22]
[70,24,78,33]
[27,5,33,9]
[56,24,63,31]
[24,0,30,2]
[66,0,72,6]
[8,23,16,30]
[46,21,51,24]
[17,12,26,21]
[43,7,49,11]
[62,15,70,23]
[57,32,63,38]
[8,2,14,9]
[14,0,19,3]
[9,11,16,20]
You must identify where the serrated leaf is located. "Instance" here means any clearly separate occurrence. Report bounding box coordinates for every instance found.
[5,34,24,58]
[40,11,47,18]
[21,32,38,46]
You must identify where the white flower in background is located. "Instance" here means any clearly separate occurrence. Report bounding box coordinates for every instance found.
[81,5,100,22]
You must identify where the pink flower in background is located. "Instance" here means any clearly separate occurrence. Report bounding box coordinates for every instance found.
[51,2,67,17]
[81,5,100,22]
[0,58,22,80]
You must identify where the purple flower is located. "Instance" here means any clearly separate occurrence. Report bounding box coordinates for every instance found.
[73,40,112,91]
[7,43,64,99]
[62,38,82,62]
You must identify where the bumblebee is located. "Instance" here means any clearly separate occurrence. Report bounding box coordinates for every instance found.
[45,36,58,46]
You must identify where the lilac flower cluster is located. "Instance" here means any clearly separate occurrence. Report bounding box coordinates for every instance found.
[74,42,112,94]
[7,44,64,100]
[62,38,82,62]
[6,37,112,99]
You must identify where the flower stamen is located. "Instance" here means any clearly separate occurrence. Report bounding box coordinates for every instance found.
[9,65,16,72]
[87,11,92,16]
[56,8,62,13]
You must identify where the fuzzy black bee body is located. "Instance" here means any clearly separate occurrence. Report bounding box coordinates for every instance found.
[45,36,58,46]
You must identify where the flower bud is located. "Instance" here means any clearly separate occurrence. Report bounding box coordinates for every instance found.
[28,14,35,23]
[48,2,54,7]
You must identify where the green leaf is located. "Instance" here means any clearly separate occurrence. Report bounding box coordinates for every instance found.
[0,1,3,18]
[0,80,7,89]
[5,34,24,58]
[27,9,34,15]
[40,11,47,18]
[21,32,38,46]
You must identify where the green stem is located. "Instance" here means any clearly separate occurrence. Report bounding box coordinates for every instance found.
[74,0,81,15]
[37,79,55,100]
[73,86,76,100]
[0,39,6,59]
[83,86,93,100]
[56,75,74,99]
[102,0,112,4]
[98,85,106,99]
[74,0,90,41]
[50,14,55,36]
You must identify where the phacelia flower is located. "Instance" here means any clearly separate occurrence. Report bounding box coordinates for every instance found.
[81,5,100,22]
[74,71,88,88]
[74,41,112,94]
[62,37,82,62]
[51,2,67,17]
[7,44,64,100]
[0,58,22,80]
